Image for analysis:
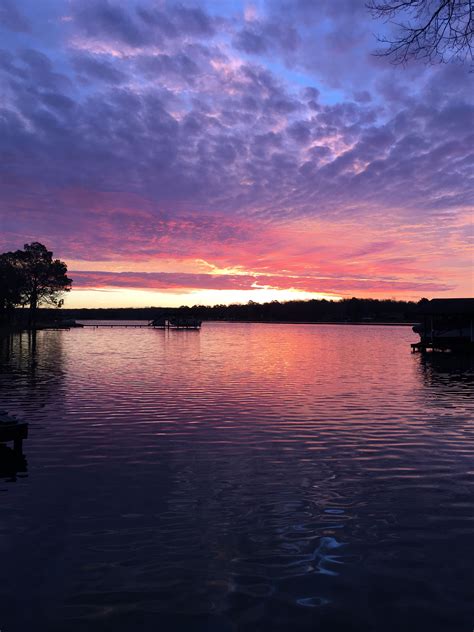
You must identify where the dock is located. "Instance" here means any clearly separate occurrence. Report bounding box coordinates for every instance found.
[411,341,457,353]
[411,298,474,353]
[150,318,202,330]
[82,324,151,328]
[0,412,28,452]
[80,319,202,329]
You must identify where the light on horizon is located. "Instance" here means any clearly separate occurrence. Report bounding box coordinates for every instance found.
[64,287,342,309]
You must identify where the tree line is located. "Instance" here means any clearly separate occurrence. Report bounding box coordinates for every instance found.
[0,242,72,327]
[50,297,422,324]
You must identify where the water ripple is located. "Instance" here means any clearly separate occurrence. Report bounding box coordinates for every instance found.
[0,324,473,631]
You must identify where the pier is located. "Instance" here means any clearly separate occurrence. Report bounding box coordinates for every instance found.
[82,323,151,328]
[80,318,202,330]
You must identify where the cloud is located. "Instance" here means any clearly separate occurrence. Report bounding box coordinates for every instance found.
[1,44,471,223]
[72,269,453,295]
[71,0,218,51]
[0,0,30,33]
[234,19,299,55]
[72,53,127,84]
[137,4,217,39]
[0,0,472,302]
[73,0,148,48]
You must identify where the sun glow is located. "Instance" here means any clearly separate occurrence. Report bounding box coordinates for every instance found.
[64,287,341,309]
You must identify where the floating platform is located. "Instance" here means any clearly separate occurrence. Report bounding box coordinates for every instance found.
[150,318,202,330]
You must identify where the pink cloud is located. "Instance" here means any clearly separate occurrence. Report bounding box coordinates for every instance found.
[71,269,453,297]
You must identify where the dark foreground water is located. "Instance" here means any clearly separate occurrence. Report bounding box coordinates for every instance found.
[0,323,473,632]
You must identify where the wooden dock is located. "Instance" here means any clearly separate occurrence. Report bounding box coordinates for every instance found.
[81,324,151,328]
[81,322,201,329]
[81,319,202,330]
[0,422,28,452]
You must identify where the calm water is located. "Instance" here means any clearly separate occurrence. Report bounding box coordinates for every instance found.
[0,323,473,632]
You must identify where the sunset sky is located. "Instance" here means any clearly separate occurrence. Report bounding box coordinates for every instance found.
[0,0,472,307]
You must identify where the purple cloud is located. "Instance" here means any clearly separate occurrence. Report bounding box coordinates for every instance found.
[0,0,30,33]
[0,0,472,301]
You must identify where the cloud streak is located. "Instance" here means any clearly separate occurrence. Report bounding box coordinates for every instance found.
[71,268,453,296]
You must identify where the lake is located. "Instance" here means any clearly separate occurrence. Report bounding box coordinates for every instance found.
[0,323,473,631]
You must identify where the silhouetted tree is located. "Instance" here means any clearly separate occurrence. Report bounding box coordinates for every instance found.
[368,0,473,64]
[20,243,72,326]
[0,243,72,327]
[0,252,27,324]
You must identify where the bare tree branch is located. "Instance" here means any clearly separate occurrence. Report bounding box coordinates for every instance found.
[367,0,473,65]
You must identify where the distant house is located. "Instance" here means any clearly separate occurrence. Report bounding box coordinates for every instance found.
[412,298,474,351]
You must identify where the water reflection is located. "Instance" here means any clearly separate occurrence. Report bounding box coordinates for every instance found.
[418,349,474,390]
[416,350,473,430]
[0,324,472,631]
[0,329,66,414]
[0,444,27,481]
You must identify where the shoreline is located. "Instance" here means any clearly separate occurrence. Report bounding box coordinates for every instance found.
[75,319,416,327]
[1,320,417,336]
[204,320,416,326]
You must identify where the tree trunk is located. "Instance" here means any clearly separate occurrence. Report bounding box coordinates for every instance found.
[29,286,38,329]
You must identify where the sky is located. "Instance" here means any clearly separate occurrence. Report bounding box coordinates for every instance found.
[0,0,472,307]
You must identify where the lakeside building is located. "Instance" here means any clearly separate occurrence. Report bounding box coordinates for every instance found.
[412,298,474,352]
